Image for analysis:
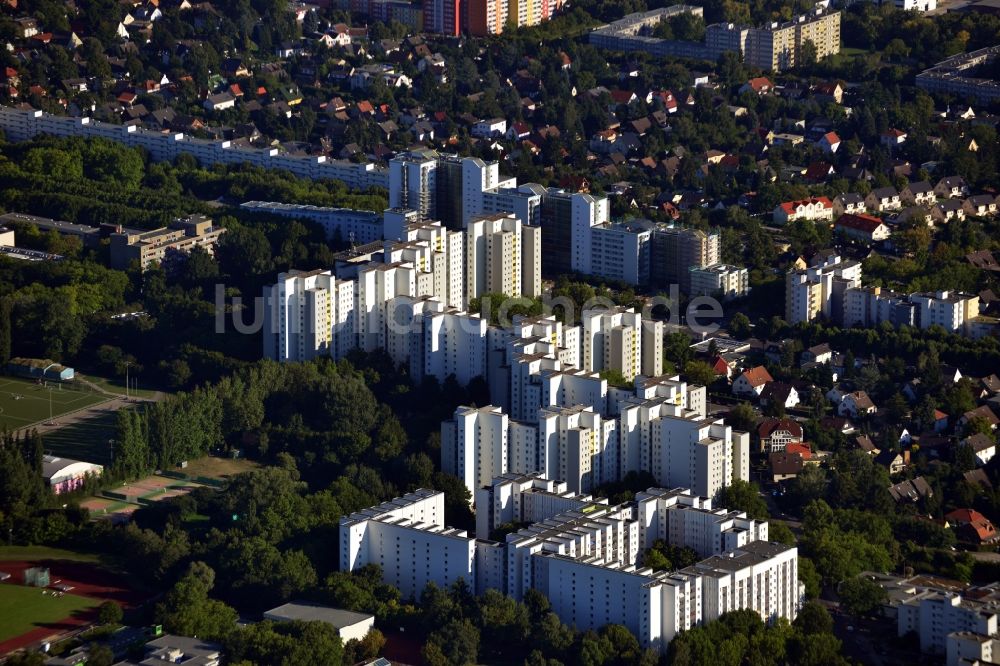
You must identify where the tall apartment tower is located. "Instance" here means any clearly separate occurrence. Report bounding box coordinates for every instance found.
[467,0,509,34]
[388,152,502,230]
[263,269,356,362]
[784,254,862,324]
[651,226,720,293]
[466,213,542,301]
[424,0,461,34]
[388,153,437,219]
[539,189,609,276]
[441,405,509,503]
[745,11,841,71]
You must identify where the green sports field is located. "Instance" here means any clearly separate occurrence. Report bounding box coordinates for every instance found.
[0,584,99,643]
[0,376,110,432]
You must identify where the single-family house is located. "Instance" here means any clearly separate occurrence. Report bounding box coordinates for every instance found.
[961,433,996,466]
[758,418,803,453]
[865,187,901,213]
[834,213,891,242]
[960,405,1000,431]
[839,391,877,418]
[945,508,998,544]
[964,195,998,218]
[900,181,935,206]
[761,382,800,410]
[833,193,865,217]
[875,448,908,474]
[817,131,841,154]
[935,176,969,199]
[932,199,965,224]
[773,196,834,225]
[733,366,774,396]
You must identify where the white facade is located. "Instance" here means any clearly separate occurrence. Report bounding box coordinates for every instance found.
[346,484,800,653]
[0,107,387,190]
[466,213,541,300]
[785,255,862,324]
[339,490,478,600]
[689,264,749,300]
[441,406,509,505]
[910,291,980,333]
[898,594,999,655]
[262,270,356,362]
[589,221,652,286]
[241,201,383,244]
[653,414,750,500]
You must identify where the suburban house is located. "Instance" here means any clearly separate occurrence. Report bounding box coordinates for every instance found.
[733,366,774,396]
[900,181,936,206]
[961,433,996,466]
[838,390,877,418]
[833,193,866,217]
[865,187,902,213]
[964,195,998,218]
[758,418,804,453]
[932,199,965,224]
[935,176,969,199]
[801,343,833,365]
[875,448,908,474]
[961,405,1000,431]
[888,476,933,503]
[834,213,891,242]
[472,118,507,138]
[773,196,834,224]
[817,131,841,154]
[945,508,998,544]
[761,382,800,410]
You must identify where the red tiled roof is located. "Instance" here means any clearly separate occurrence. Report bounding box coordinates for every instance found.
[740,366,774,387]
[779,196,832,214]
[747,76,773,92]
[758,418,803,439]
[822,131,840,144]
[835,213,886,234]
[786,442,812,460]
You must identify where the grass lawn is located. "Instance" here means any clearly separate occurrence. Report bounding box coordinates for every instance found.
[0,584,99,643]
[0,377,110,431]
[180,456,259,480]
[0,546,99,563]
[41,408,126,466]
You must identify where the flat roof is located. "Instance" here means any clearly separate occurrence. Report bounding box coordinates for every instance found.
[263,602,374,628]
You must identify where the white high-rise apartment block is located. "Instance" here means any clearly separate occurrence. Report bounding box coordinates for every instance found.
[474,472,605,539]
[397,220,466,308]
[589,220,653,286]
[482,183,545,227]
[898,593,999,655]
[344,483,800,653]
[785,254,862,324]
[689,264,749,300]
[653,414,750,499]
[356,262,425,352]
[388,152,437,218]
[581,307,663,381]
[339,489,482,599]
[263,270,356,362]
[423,308,488,385]
[465,213,542,300]
[388,151,505,230]
[635,487,768,557]
[441,405,509,504]
[910,291,980,333]
[537,405,618,493]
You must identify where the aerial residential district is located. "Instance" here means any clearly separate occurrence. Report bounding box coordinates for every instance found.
[2,0,1000,665]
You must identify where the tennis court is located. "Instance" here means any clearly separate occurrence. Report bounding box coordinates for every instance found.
[0,377,110,431]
